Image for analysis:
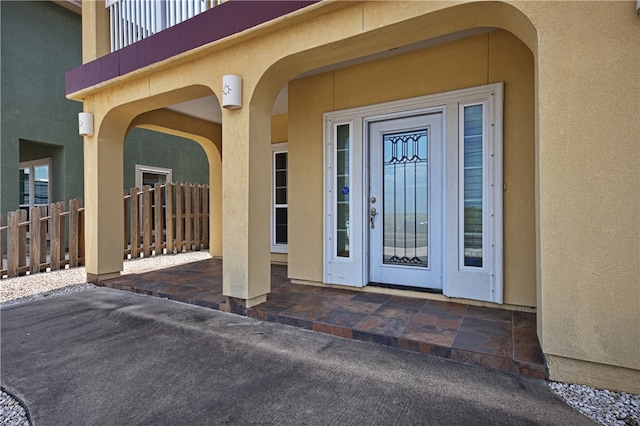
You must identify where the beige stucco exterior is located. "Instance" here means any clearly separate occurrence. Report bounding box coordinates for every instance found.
[288,30,537,308]
[71,1,639,393]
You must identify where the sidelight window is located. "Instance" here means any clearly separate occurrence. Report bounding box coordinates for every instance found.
[335,124,351,258]
[461,104,484,268]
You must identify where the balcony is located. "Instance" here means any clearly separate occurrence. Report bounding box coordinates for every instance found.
[67,0,319,95]
[106,0,220,52]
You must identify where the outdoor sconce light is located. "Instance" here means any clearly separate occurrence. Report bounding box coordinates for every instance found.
[78,112,94,136]
[222,75,242,109]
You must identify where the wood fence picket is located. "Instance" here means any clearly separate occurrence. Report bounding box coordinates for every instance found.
[0,183,209,279]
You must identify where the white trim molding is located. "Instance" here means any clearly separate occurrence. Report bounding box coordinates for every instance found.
[135,164,173,189]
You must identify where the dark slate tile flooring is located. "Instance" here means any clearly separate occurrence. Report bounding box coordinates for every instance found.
[100,258,546,379]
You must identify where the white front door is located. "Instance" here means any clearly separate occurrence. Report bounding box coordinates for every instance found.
[368,113,444,289]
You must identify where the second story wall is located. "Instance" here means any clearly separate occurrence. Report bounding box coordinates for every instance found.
[0,1,84,217]
[0,1,210,219]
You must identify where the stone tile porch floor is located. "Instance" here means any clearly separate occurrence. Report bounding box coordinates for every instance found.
[99,258,546,380]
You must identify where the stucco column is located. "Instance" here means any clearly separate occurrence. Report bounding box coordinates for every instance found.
[83,114,125,282]
[221,102,272,309]
[81,0,110,64]
[208,150,223,258]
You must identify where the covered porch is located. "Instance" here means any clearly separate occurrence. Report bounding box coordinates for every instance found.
[98,257,545,380]
[68,0,640,394]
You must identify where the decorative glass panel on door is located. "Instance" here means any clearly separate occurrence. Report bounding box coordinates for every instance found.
[382,129,429,267]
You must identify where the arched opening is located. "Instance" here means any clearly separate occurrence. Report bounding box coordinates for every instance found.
[84,85,222,280]
[251,2,537,309]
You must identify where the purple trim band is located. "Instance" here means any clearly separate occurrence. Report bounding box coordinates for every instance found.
[66,0,318,95]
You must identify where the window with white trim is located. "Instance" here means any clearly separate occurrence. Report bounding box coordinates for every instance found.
[19,158,52,214]
[135,164,172,189]
[271,144,288,253]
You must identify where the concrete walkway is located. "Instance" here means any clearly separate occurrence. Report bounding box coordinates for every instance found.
[1,288,591,425]
[100,259,546,379]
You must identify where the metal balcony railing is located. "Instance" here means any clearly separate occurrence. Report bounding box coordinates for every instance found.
[106,0,221,52]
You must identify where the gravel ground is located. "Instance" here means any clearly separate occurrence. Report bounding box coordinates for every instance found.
[0,252,211,307]
[1,251,639,425]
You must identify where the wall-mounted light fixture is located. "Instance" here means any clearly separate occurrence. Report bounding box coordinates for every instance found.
[78,112,94,136]
[222,75,242,109]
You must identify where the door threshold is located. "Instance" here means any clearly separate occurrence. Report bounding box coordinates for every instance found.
[368,282,442,294]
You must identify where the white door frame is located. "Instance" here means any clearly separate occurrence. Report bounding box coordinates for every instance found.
[323,83,503,303]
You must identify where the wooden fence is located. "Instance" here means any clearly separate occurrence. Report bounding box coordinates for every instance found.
[0,182,209,279]
[124,182,209,258]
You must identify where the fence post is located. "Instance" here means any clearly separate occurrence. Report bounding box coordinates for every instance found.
[69,199,81,268]
[165,183,174,254]
[30,207,41,274]
[50,202,61,271]
[142,185,152,257]
[19,209,27,269]
[130,187,140,259]
[176,182,183,253]
[39,206,47,266]
[202,185,209,249]
[7,211,19,277]
[58,202,66,264]
[123,190,129,253]
[194,184,201,251]
[185,183,193,251]
[154,182,163,255]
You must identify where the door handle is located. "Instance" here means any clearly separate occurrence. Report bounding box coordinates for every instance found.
[370,207,378,229]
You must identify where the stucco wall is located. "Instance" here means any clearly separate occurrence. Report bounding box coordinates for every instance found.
[124,128,209,189]
[525,1,640,390]
[0,1,209,220]
[289,30,536,307]
[0,1,84,217]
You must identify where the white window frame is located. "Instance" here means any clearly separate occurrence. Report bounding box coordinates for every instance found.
[458,102,488,271]
[323,83,503,303]
[446,87,503,303]
[135,164,172,189]
[324,118,366,286]
[19,157,52,211]
[332,122,353,261]
[271,143,288,253]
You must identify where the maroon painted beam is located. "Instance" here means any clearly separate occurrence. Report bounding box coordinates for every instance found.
[66,0,318,95]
